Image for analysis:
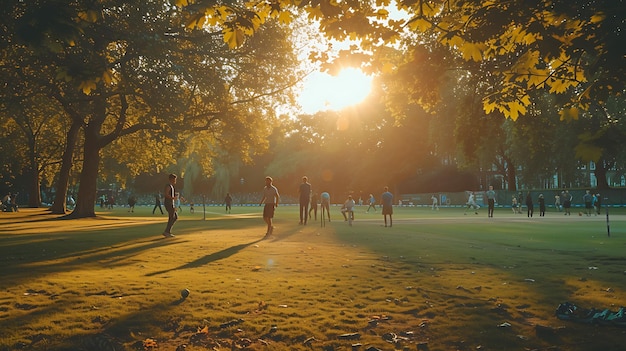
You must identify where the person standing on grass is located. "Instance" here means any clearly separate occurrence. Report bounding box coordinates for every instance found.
[464,191,479,215]
[538,194,546,217]
[525,191,534,217]
[309,192,318,221]
[486,185,496,218]
[510,194,516,213]
[381,187,394,227]
[153,193,163,214]
[431,194,439,210]
[366,193,376,212]
[298,176,311,225]
[224,192,233,213]
[594,193,602,215]
[563,190,572,215]
[162,174,178,238]
[127,195,136,213]
[583,190,593,216]
[320,191,331,222]
[259,176,280,238]
[554,194,561,212]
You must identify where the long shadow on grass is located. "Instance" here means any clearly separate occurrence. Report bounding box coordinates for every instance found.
[145,239,262,277]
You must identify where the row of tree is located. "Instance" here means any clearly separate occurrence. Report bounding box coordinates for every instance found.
[1,0,624,217]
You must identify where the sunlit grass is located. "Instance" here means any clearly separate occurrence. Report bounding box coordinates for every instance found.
[1,205,625,350]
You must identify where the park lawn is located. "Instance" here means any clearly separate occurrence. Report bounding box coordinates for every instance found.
[0,205,625,351]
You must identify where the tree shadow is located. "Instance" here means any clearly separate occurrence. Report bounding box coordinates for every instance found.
[146,239,262,277]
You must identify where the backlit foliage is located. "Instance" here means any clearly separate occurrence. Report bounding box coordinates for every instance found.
[179,0,623,120]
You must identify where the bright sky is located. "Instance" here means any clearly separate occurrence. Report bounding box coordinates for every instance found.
[297,68,374,114]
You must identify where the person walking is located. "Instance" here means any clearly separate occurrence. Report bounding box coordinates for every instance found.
[366,193,376,212]
[431,194,439,210]
[127,195,136,213]
[554,194,561,212]
[309,192,318,221]
[583,190,593,216]
[224,193,233,213]
[152,193,163,214]
[259,176,280,238]
[320,191,331,222]
[538,194,546,217]
[381,186,394,227]
[486,185,496,218]
[162,174,178,237]
[563,190,572,215]
[511,195,518,214]
[594,193,602,215]
[464,191,479,215]
[525,191,534,217]
[298,176,311,225]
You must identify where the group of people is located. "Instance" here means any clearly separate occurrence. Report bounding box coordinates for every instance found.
[464,187,603,218]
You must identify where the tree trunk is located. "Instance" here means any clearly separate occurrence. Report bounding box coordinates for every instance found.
[27,165,41,208]
[594,158,611,190]
[66,126,100,218]
[503,156,517,191]
[50,121,82,214]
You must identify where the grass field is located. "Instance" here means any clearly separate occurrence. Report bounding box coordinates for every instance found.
[1,204,625,351]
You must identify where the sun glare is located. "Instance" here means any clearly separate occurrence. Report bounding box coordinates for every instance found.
[298,68,373,114]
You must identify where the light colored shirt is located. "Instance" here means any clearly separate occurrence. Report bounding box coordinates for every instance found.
[262,185,280,204]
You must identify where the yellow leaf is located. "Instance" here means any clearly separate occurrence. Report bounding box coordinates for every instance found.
[278,10,292,24]
[102,70,113,84]
[375,9,389,20]
[79,80,96,95]
[175,0,189,7]
[482,98,498,114]
[460,42,484,62]
[407,18,431,32]
[559,107,579,121]
[590,13,605,23]
[223,27,245,49]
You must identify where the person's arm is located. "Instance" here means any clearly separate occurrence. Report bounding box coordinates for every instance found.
[275,188,280,207]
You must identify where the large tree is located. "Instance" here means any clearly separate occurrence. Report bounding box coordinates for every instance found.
[6,0,299,217]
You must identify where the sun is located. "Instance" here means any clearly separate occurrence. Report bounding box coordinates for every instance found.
[298,68,373,114]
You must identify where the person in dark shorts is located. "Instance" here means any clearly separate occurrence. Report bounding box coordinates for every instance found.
[381,186,394,227]
[259,176,280,238]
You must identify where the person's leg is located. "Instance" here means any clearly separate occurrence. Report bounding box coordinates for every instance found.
[164,207,177,235]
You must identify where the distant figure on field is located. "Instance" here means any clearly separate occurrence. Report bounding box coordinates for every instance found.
[431,194,439,210]
[162,174,178,238]
[366,193,376,212]
[562,190,572,215]
[259,176,280,238]
[511,195,518,214]
[554,194,561,212]
[538,194,546,217]
[224,193,232,213]
[320,191,331,222]
[583,190,593,216]
[309,192,318,221]
[381,187,394,227]
[128,195,136,213]
[525,192,534,217]
[464,191,479,215]
[341,195,355,223]
[153,193,163,215]
[594,193,602,215]
[298,176,311,225]
[486,185,496,218]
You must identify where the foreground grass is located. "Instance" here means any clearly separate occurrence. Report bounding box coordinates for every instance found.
[1,205,625,351]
